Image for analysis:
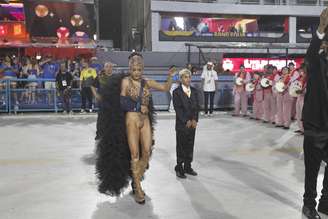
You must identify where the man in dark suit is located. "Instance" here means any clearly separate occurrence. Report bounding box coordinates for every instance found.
[173,68,200,178]
[302,7,328,219]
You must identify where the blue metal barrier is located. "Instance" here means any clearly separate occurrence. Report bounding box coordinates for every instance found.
[0,75,236,114]
[0,79,9,113]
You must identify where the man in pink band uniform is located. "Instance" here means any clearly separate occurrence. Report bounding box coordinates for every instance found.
[251,72,263,120]
[289,62,299,120]
[295,64,308,134]
[275,67,290,128]
[233,64,251,116]
[271,66,280,124]
[282,68,294,129]
[262,65,275,123]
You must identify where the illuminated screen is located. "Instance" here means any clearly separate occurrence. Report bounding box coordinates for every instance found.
[0,22,28,39]
[24,0,96,39]
[161,14,288,39]
[222,58,304,73]
[0,3,25,21]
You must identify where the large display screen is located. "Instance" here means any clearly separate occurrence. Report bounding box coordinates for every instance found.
[0,22,28,39]
[24,0,96,40]
[0,2,28,40]
[0,3,25,21]
[160,14,289,43]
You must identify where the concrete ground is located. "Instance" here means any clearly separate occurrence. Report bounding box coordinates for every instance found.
[0,112,327,219]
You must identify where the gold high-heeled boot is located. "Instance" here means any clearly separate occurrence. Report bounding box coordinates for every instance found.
[131,160,145,204]
[133,156,149,196]
[139,156,149,178]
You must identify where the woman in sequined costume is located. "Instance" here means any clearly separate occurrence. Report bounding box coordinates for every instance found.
[96,52,175,204]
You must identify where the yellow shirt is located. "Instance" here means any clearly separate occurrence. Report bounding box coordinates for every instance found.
[80,68,97,81]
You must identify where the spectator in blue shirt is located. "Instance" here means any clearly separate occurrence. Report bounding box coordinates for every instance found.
[40,55,59,104]
[89,57,103,74]
[0,58,5,105]
[1,56,19,104]
[1,56,17,78]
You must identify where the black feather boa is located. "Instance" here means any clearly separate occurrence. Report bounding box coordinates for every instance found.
[95,73,156,196]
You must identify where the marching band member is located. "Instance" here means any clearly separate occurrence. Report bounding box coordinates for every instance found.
[295,64,308,134]
[271,66,281,124]
[282,67,294,129]
[289,62,300,81]
[95,52,175,204]
[275,66,289,128]
[250,72,263,120]
[233,64,251,116]
[262,65,275,123]
[289,62,299,120]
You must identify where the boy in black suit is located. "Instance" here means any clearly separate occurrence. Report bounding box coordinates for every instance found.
[173,69,200,178]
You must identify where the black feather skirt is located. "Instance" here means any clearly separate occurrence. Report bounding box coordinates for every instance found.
[95,73,156,196]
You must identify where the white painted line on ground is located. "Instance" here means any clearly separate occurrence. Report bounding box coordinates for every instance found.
[272,130,296,150]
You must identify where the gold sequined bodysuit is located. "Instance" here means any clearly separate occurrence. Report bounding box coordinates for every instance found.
[127,78,150,107]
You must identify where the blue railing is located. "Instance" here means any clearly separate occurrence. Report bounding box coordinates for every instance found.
[0,75,236,114]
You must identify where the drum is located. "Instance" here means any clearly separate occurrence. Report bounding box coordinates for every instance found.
[275,81,285,93]
[245,83,255,92]
[260,78,272,88]
[289,81,302,97]
[235,77,243,86]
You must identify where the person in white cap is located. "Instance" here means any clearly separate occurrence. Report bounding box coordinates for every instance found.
[173,68,200,178]
[201,62,218,116]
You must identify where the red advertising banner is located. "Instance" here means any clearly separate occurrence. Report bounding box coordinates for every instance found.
[222,57,304,73]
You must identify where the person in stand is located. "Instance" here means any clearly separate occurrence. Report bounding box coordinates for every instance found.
[169,20,177,31]
[201,23,209,33]
[173,68,200,179]
[1,56,19,105]
[56,62,73,114]
[40,55,59,104]
[301,7,328,219]
[26,57,41,104]
[90,57,103,75]
[80,61,97,113]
